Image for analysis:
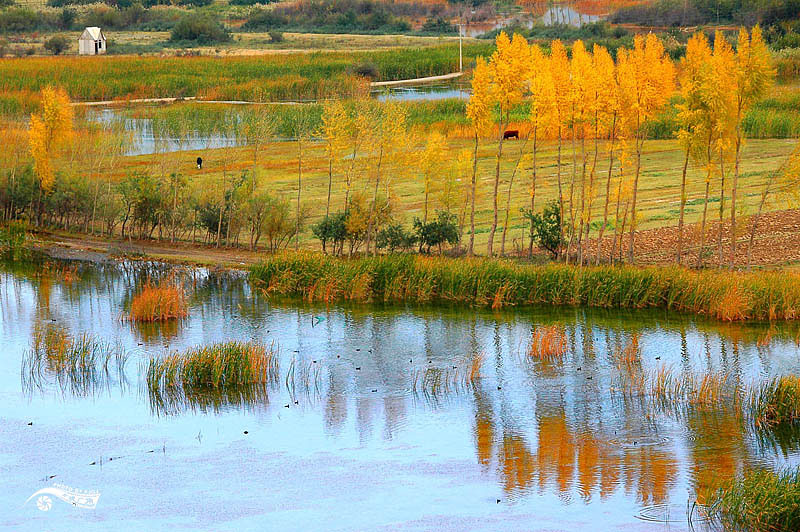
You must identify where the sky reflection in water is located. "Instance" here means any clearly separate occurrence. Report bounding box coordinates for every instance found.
[1,258,800,531]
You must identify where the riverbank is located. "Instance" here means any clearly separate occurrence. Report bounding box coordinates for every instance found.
[249,253,800,321]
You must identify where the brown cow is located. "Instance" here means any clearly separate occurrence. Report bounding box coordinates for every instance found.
[503,130,519,140]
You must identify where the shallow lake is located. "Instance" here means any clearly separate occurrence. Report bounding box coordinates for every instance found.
[2,257,799,531]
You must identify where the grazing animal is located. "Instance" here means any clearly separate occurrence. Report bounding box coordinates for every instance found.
[196,156,203,170]
[503,130,519,140]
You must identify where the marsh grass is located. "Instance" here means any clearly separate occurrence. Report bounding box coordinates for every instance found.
[284,357,323,398]
[751,376,800,429]
[527,325,568,360]
[22,324,127,396]
[129,280,188,322]
[708,467,800,532]
[250,253,800,321]
[146,341,279,394]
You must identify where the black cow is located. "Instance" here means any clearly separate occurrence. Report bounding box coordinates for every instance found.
[503,130,520,140]
[196,157,203,169]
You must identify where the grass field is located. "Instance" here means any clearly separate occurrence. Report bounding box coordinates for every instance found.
[112,131,796,255]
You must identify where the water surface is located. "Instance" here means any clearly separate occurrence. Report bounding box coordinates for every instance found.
[2,257,799,531]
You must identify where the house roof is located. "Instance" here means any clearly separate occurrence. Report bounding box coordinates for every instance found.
[80,27,104,41]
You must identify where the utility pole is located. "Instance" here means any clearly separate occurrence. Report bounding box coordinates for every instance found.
[457,21,464,72]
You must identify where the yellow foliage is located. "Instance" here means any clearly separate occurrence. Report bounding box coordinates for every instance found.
[28,87,73,190]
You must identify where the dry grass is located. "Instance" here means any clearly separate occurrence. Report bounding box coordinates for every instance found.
[129,280,188,322]
[527,325,568,360]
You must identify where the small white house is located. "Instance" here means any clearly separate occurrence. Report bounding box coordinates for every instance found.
[78,27,106,56]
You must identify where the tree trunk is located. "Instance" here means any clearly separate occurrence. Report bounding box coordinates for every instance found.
[528,128,538,258]
[730,125,741,269]
[627,127,642,264]
[596,117,616,265]
[717,147,726,268]
[677,145,690,265]
[487,117,506,257]
[468,132,478,256]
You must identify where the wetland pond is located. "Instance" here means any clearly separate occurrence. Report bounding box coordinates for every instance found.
[2,257,800,531]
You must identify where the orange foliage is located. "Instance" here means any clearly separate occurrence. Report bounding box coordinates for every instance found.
[129,281,188,322]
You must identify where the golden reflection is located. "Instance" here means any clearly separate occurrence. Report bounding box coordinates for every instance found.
[688,410,747,504]
[500,432,536,495]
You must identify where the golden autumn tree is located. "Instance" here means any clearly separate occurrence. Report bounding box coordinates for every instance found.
[709,32,738,266]
[364,101,408,255]
[29,87,73,192]
[592,44,621,265]
[320,100,349,218]
[729,25,774,267]
[676,32,712,265]
[616,34,674,263]
[486,31,529,256]
[548,39,573,256]
[525,43,557,257]
[465,56,493,256]
[567,40,595,264]
[420,130,447,224]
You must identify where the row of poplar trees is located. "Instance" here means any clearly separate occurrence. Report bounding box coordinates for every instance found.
[466,28,773,266]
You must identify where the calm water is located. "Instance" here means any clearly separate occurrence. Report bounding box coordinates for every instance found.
[2,257,800,531]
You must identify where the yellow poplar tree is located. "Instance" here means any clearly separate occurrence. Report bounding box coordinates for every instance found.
[729,25,774,267]
[592,44,621,265]
[465,56,492,256]
[320,100,349,218]
[709,31,737,266]
[420,130,447,224]
[676,32,712,265]
[486,31,529,256]
[29,87,73,192]
[548,39,573,256]
[617,34,674,263]
[567,40,595,263]
[526,43,556,257]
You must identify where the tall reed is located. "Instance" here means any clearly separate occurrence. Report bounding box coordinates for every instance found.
[751,376,800,429]
[146,341,279,392]
[22,324,127,395]
[250,253,800,321]
[708,467,800,532]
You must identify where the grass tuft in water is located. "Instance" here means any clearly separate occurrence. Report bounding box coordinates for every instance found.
[129,280,188,322]
[22,324,127,395]
[708,467,800,532]
[752,376,800,429]
[147,341,279,392]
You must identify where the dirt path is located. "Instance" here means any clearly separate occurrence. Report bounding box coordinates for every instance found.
[32,208,800,270]
[34,230,265,270]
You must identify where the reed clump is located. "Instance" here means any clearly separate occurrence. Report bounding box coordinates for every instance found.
[129,280,188,322]
[146,341,278,393]
[527,325,568,360]
[649,366,739,410]
[22,324,127,395]
[752,376,800,429]
[708,467,800,532]
[250,253,800,321]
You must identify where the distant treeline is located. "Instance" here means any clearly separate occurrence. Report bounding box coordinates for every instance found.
[610,0,800,50]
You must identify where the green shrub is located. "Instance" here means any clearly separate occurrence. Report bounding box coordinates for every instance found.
[413,211,459,254]
[170,14,230,44]
[44,35,70,55]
